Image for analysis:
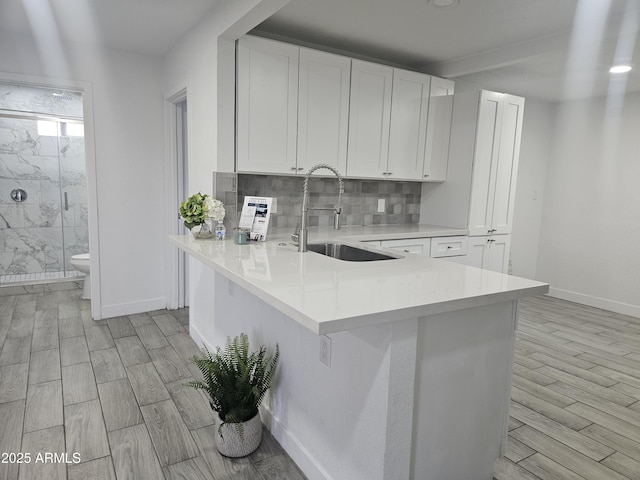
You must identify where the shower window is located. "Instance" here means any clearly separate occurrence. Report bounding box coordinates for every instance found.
[0,82,87,284]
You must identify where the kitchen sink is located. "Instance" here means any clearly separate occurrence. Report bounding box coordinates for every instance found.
[307,242,399,262]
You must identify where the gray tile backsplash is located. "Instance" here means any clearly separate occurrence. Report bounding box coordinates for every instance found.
[212,172,238,231]
[232,174,421,229]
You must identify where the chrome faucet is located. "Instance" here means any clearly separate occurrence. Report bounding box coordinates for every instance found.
[292,164,344,252]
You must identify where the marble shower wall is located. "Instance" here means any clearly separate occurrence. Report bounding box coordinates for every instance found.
[0,83,87,276]
[0,83,84,117]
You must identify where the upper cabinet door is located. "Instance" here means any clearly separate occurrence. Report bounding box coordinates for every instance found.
[491,94,524,235]
[237,36,299,174]
[346,60,393,178]
[467,90,524,236]
[297,48,351,175]
[468,90,505,236]
[387,69,431,180]
[423,77,455,182]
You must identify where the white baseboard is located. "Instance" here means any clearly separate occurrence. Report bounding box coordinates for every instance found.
[99,297,166,319]
[547,287,640,319]
[188,323,208,350]
[259,407,333,480]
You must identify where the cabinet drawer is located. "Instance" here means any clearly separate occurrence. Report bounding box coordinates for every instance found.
[430,236,468,258]
[380,238,431,256]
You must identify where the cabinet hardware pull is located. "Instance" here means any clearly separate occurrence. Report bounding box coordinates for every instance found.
[404,249,410,253]
[387,172,393,175]
[447,245,453,249]
[291,167,297,171]
[297,167,304,171]
[424,174,430,178]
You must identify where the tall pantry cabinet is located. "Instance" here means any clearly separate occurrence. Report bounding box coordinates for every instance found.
[467,91,524,237]
[466,90,524,273]
[420,88,524,273]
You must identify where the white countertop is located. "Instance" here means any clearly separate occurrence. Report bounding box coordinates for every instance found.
[267,223,469,242]
[170,224,548,334]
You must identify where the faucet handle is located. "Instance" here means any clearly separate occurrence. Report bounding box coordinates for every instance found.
[292,224,300,244]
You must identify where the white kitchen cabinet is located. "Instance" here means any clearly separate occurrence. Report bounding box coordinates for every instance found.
[346,60,393,178]
[237,36,299,174]
[237,35,454,182]
[348,64,436,181]
[386,70,431,180]
[465,235,511,273]
[297,48,351,174]
[423,77,455,181]
[468,91,524,236]
[380,238,431,256]
[430,236,467,258]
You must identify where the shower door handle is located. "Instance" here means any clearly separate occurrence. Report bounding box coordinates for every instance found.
[64,192,69,211]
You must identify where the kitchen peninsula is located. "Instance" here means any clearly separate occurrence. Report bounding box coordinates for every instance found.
[170,227,548,480]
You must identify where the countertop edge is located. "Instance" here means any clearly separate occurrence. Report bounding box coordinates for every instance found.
[316,284,549,334]
[170,234,549,335]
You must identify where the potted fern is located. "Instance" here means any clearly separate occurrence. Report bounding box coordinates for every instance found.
[188,333,279,457]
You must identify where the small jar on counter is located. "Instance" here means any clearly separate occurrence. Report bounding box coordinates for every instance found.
[233,228,251,245]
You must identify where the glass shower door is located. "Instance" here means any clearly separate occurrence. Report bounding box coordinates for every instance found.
[0,113,87,283]
[57,119,88,275]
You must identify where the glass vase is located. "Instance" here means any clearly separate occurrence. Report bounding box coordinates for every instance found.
[190,219,213,239]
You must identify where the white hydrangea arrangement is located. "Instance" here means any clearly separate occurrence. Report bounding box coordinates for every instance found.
[179,193,225,229]
[207,197,226,223]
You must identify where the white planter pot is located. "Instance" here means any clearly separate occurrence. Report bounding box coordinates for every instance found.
[215,413,263,457]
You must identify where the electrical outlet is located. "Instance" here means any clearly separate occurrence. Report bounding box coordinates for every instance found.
[377,198,385,213]
[319,335,332,367]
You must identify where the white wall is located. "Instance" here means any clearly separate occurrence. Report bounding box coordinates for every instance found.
[536,91,640,317]
[510,99,554,279]
[0,31,167,318]
[162,0,288,323]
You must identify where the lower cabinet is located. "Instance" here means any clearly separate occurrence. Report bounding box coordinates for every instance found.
[363,234,510,274]
[430,236,467,258]
[465,235,511,273]
[380,238,431,256]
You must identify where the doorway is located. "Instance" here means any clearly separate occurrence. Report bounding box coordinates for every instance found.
[166,91,190,309]
[176,99,189,307]
[0,83,88,287]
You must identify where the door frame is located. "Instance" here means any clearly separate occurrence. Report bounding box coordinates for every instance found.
[0,71,102,318]
[165,89,189,309]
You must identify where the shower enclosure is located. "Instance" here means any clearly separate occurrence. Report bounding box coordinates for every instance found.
[0,83,88,284]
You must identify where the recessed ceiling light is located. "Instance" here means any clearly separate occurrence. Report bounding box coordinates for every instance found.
[609,65,632,74]
[429,0,459,7]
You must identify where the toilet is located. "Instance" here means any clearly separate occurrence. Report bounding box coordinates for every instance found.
[70,253,91,299]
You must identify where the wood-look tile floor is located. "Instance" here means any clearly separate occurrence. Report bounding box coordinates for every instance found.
[494,295,640,480]
[2,289,640,479]
[0,289,307,480]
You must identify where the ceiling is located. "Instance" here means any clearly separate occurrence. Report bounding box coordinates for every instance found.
[254,0,640,102]
[0,0,220,57]
[1,0,638,102]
